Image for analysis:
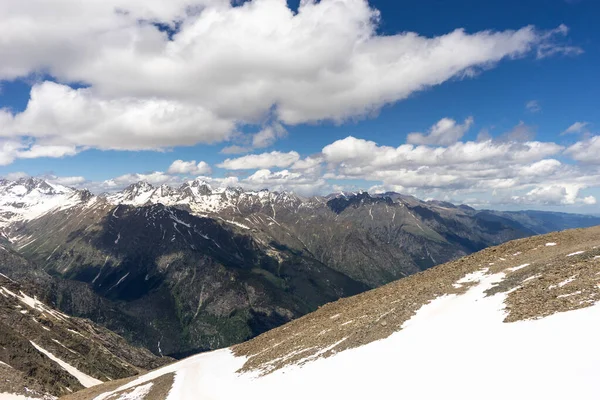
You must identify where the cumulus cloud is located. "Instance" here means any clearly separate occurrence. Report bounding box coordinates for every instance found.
[565,136,600,164]
[0,0,582,162]
[218,151,300,170]
[291,156,323,172]
[252,123,287,149]
[407,117,474,146]
[243,169,326,195]
[1,82,234,150]
[519,159,562,176]
[46,175,87,187]
[0,138,80,166]
[318,131,600,207]
[167,160,212,175]
[102,172,176,189]
[510,184,596,206]
[2,171,29,180]
[322,136,562,171]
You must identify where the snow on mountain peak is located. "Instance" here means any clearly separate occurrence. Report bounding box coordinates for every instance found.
[0,178,90,230]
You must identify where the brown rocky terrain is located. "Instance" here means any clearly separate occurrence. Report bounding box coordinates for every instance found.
[70,224,600,400]
[234,225,600,373]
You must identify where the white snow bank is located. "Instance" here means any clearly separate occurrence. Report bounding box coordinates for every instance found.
[113,383,153,400]
[30,342,102,388]
[96,268,600,400]
[567,251,585,257]
[546,242,557,246]
[508,263,530,272]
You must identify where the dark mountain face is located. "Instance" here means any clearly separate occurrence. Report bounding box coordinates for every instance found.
[0,250,170,398]
[2,178,600,361]
[9,203,367,357]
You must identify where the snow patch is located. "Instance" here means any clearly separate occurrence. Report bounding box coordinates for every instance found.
[30,341,102,388]
[113,383,153,400]
[549,275,578,289]
[93,267,600,400]
[557,291,582,299]
[508,263,530,272]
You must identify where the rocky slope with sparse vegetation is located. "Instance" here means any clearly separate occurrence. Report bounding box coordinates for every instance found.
[72,225,600,400]
[0,250,171,399]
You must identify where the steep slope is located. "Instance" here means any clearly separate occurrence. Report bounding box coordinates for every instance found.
[75,225,600,400]
[7,202,366,358]
[0,256,170,399]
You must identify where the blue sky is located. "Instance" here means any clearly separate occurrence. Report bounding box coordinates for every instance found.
[0,0,599,212]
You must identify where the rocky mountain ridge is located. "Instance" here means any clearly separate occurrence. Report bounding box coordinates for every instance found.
[1,177,599,360]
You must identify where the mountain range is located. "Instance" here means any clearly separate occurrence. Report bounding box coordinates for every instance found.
[1,177,599,362]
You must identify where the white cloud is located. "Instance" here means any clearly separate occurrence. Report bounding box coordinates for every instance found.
[102,172,175,189]
[252,123,287,149]
[318,132,600,207]
[322,136,562,171]
[17,144,79,159]
[46,175,87,187]
[0,138,79,165]
[407,117,474,146]
[565,136,600,164]
[562,121,589,135]
[2,171,29,180]
[243,169,326,195]
[519,159,562,176]
[0,0,582,162]
[1,82,234,151]
[535,24,584,59]
[510,184,596,206]
[583,196,597,205]
[291,156,323,172]
[525,100,541,113]
[167,160,212,175]
[218,151,300,170]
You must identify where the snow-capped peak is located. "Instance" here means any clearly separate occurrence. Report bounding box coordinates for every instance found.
[0,178,88,229]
